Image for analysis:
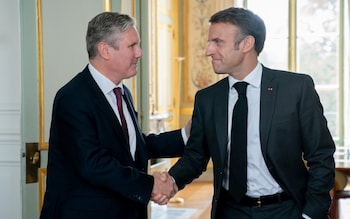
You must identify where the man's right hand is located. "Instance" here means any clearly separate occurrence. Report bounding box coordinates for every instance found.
[151,172,178,205]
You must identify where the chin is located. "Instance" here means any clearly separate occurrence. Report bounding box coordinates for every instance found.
[126,71,137,79]
[214,71,227,75]
[212,67,224,74]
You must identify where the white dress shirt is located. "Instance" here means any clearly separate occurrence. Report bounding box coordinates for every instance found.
[88,64,137,160]
[224,63,283,197]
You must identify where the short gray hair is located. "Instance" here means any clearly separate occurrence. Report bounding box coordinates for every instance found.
[86,12,135,59]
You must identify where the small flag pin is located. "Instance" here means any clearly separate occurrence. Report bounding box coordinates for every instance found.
[267,87,273,91]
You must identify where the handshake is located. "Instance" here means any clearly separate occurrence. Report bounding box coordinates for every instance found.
[151,171,178,205]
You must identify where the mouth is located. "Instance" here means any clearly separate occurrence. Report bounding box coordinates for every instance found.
[211,59,221,64]
[211,56,220,61]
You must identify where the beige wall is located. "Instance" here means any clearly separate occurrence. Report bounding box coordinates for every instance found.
[42,0,104,141]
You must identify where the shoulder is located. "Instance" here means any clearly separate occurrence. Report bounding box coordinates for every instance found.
[196,77,229,97]
[263,65,312,79]
[54,66,97,103]
[262,65,314,85]
[59,66,94,91]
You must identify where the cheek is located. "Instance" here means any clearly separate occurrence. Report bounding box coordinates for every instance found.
[225,50,240,62]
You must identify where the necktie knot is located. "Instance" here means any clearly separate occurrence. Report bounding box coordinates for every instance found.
[233,82,248,96]
[113,87,123,99]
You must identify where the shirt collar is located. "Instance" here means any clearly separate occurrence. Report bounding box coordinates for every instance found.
[88,63,124,94]
[228,62,262,89]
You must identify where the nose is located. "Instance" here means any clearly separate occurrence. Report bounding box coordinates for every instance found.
[136,46,143,58]
[205,43,214,57]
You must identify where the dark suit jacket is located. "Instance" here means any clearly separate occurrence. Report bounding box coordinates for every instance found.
[40,66,185,219]
[169,66,335,219]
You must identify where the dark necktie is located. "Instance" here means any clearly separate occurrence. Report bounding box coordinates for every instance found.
[229,81,248,202]
[113,87,129,145]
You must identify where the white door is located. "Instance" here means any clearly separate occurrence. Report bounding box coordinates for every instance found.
[0,0,22,218]
[20,1,106,218]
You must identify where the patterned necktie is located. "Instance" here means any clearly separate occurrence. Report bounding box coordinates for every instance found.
[229,81,248,202]
[113,87,129,145]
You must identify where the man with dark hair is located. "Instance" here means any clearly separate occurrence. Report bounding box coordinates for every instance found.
[166,7,335,219]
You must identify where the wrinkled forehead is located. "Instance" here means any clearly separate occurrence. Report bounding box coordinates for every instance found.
[116,26,140,44]
[208,23,240,39]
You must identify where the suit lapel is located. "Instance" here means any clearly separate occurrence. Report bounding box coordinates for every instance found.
[260,67,277,156]
[213,78,230,163]
[122,86,148,168]
[122,86,145,145]
[82,68,132,155]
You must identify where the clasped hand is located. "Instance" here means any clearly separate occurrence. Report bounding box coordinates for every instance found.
[151,171,178,205]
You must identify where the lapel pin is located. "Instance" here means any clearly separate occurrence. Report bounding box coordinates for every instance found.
[267,87,273,91]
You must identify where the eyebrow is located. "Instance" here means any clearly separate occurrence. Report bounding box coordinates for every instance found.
[208,37,224,43]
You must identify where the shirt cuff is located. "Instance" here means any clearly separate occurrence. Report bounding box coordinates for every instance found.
[181,128,188,145]
[302,213,312,219]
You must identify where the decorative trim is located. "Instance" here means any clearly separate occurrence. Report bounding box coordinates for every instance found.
[182,0,228,105]
[36,0,46,150]
[38,168,47,210]
[0,143,21,162]
[0,161,20,166]
[0,133,21,143]
[36,0,114,150]
[0,109,21,143]
[0,102,21,110]
[180,107,193,115]
[104,0,112,12]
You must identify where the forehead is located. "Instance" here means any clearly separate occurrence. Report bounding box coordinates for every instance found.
[208,22,240,39]
[118,26,140,43]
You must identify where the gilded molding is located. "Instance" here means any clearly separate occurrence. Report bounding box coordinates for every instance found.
[36,0,110,150]
[104,0,112,12]
[36,0,47,150]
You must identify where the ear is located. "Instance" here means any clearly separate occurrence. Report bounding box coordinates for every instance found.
[97,42,111,60]
[241,35,255,53]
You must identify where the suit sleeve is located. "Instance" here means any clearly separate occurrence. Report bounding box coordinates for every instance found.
[123,85,186,159]
[145,130,185,159]
[169,92,211,189]
[299,75,335,218]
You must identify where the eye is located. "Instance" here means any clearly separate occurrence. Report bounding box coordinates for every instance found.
[211,38,223,46]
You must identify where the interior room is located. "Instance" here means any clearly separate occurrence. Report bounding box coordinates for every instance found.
[0,0,349,218]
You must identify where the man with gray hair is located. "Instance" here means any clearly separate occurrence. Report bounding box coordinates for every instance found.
[40,12,190,219]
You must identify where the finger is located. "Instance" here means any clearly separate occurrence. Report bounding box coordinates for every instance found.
[157,196,169,205]
[160,172,169,182]
[151,193,162,202]
[151,194,168,205]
